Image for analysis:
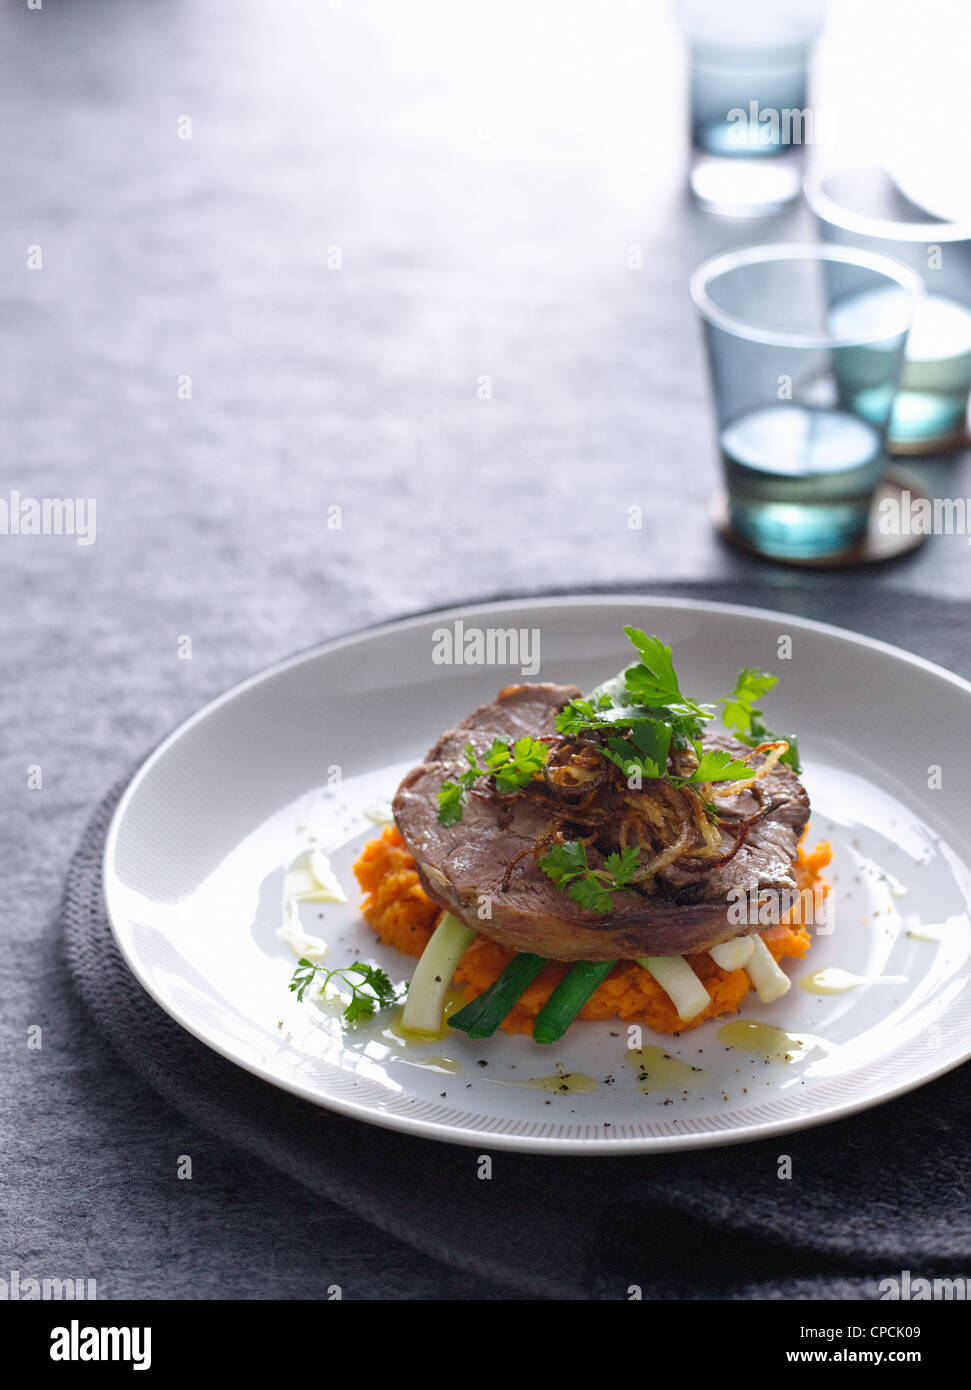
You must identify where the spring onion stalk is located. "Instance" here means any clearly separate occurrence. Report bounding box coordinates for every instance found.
[637,954,710,1020]
[709,936,755,972]
[400,912,476,1036]
[447,953,548,1039]
[743,935,791,1003]
[531,960,616,1045]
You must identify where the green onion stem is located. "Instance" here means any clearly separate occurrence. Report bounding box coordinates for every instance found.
[400,912,476,1036]
[531,960,616,1045]
[447,952,548,1039]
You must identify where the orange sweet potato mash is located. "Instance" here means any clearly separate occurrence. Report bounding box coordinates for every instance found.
[353,825,832,1034]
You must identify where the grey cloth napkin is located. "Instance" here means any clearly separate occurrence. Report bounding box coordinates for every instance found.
[62,583,971,1300]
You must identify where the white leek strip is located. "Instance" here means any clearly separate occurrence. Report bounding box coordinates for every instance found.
[636,955,711,1020]
[401,912,476,1036]
[744,935,791,1002]
[709,936,755,972]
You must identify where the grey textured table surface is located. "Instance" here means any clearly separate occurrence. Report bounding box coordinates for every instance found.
[3,0,969,1300]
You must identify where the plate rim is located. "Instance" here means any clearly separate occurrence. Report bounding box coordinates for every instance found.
[102,591,971,1154]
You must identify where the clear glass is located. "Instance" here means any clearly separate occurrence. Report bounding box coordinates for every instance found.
[678,0,826,218]
[805,165,971,453]
[691,243,923,561]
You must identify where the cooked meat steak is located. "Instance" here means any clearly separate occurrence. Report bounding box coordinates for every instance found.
[392,682,810,960]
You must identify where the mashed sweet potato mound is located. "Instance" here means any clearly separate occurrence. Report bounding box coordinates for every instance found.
[354,825,832,1034]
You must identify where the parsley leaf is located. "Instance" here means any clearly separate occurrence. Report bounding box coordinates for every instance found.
[554,697,609,737]
[621,630,683,705]
[437,737,549,824]
[601,737,661,781]
[558,633,713,756]
[289,959,402,1022]
[536,839,590,886]
[629,719,673,767]
[774,732,801,774]
[622,628,712,723]
[436,743,489,825]
[492,736,550,793]
[566,874,615,914]
[600,718,674,781]
[719,668,802,773]
[721,667,777,736]
[485,739,511,773]
[463,742,487,779]
[744,713,801,773]
[677,746,753,784]
[602,846,642,886]
[436,780,467,826]
[537,840,642,915]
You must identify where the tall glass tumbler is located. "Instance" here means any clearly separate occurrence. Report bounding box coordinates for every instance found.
[806,166,971,453]
[678,0,825,218]
[691,243,923,561]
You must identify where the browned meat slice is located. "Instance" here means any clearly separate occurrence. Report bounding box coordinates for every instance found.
[392,683,810,960]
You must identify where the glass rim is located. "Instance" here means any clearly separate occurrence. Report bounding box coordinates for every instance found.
[689,241,925,350]
[804,165,971,245]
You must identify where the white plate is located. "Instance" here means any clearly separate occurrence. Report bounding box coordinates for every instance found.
[104,596,971,1154]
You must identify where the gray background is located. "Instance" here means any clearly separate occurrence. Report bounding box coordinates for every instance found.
[3,0,969,1300]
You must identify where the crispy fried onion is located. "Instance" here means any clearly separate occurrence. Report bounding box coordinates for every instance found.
[498,736,790,896]
[709,741,790,797]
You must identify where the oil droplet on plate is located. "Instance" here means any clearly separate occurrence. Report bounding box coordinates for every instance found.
[496,1072,600,1095]
[386,992,467,1044]
[353,998,466,1073]
[717,1019,833,1063]
[801,967,907,994]
[625,1046,708,1095]
[370,1021,463,1074]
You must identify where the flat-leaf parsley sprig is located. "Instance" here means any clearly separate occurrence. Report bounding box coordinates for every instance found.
[537,841,643,915]
[554,629,797,782]
[437,735,551,826]
[719,667,801,773]
[289,959,403,1022]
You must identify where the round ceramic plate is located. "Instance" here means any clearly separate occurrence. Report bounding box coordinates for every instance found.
[103,596,971,1153]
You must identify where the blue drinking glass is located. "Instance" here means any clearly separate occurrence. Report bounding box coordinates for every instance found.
[805,166,971,454]
[691,242,923,561]
[678,0,826,218]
